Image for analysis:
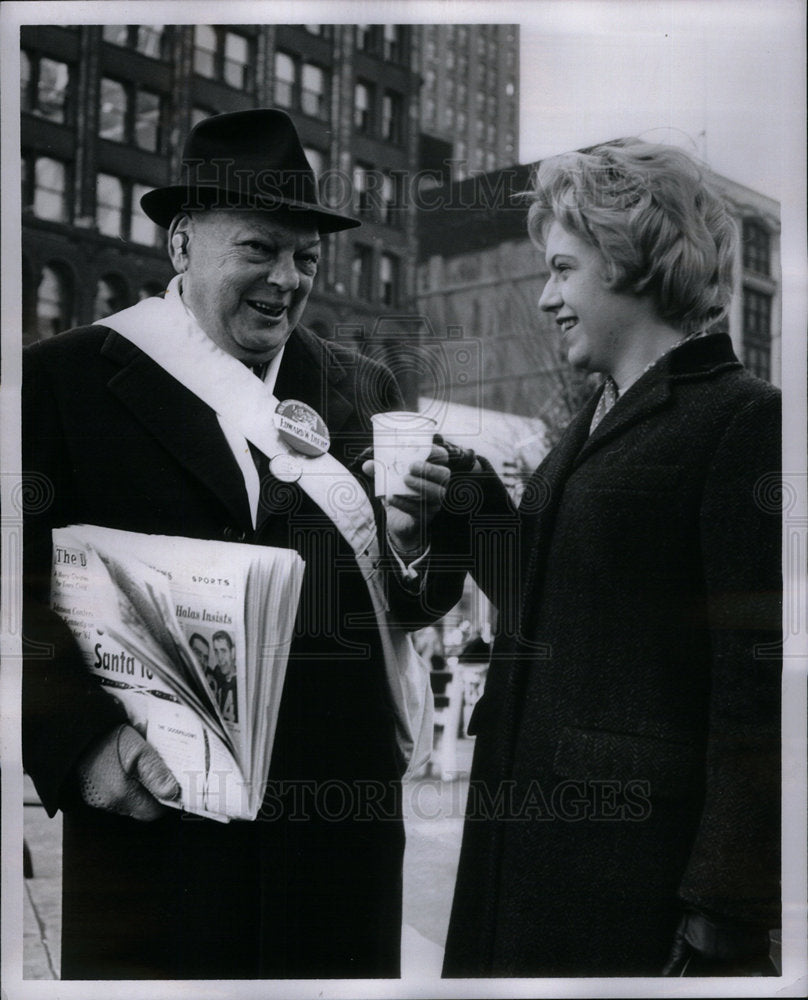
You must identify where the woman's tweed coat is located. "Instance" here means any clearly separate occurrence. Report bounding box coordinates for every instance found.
[443,333,781,977]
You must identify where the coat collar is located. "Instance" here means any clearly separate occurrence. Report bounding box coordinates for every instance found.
[576,332,741,465]
[514,332,741,626]
[99,323,358,527]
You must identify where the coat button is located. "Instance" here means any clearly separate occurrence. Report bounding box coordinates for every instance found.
[223,526,246,543]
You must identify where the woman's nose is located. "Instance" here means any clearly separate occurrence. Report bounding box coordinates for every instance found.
[538,274,561,312]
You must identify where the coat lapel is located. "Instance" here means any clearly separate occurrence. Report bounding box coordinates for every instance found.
[100,332,252,527]
[575,375,673,465]
[274,325,355,437]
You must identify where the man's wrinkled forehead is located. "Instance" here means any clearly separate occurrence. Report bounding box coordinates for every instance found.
[188,208,320,245]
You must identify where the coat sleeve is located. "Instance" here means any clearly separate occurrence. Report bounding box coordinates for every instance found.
[384,455,518,627]
[678,388,781,927]
[22,345,127,816]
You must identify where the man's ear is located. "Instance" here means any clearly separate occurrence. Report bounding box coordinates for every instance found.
[167,215,191,271]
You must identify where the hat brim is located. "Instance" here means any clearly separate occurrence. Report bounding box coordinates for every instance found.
[140,186,360,234]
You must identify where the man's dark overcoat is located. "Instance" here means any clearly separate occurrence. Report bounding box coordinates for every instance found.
[22,321,469,979]
[443,333,782,977]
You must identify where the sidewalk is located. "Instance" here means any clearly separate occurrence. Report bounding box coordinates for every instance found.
[22,740,475,981]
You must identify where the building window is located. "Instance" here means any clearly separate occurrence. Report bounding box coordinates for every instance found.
[380,254,399,306]
[99,78,127,141]
[353,162,373,216]
[94,275,128,320]
[274,52,295,107]
[354,80,373,132]
[223,32,249,89]
[102,25,166,58]
[301,63,326,117]
[131,183,161,247]
[351,244,373,300]
[33,157,68,222]
[381,173,397,225]
[96,173,124,237]
[193,26,253,90]
[383,25,402,62]
[742,288,772,381]
[99,78,163,152]
[356,25,378,53]
[274,54,328,118]
[136,25,165,57]
[21,53,70,123]
[102,25,130,47]
[193,25,217,77]
[134,90,161,151]
[37,265,72,338]
[382,90,403,143]
[743,219,771,275]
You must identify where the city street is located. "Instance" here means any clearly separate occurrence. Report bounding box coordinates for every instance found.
[22,739,475,981]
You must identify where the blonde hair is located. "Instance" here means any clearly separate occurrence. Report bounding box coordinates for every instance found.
[527,139,737,333]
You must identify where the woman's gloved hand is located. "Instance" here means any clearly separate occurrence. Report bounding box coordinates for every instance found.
[662,909,776,976]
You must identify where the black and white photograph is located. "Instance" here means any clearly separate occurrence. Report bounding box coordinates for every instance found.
[1,0,805,997]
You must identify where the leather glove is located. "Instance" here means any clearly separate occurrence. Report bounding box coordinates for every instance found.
[662,909,776,976]
[75,723,181,821]
[432,434,479,473]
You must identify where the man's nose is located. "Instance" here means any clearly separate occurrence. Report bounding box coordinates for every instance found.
[266,253,300,290]
[538,275,560,312]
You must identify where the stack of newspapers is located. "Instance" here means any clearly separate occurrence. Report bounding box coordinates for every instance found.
[50,524,305,822]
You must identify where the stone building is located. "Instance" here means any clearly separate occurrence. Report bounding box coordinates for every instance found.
[20,21,521,407]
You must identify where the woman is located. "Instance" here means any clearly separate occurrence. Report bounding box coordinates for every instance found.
[443,140,781,977]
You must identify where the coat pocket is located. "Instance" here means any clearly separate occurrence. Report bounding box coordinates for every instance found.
[553,725,702,800]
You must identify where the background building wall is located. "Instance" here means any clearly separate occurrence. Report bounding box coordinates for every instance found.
[20,21,522,411]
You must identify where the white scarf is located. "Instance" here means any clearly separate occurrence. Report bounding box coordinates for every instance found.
[98,279,432,775]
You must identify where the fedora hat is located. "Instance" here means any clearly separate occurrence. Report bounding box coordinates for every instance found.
[140,108,360,233]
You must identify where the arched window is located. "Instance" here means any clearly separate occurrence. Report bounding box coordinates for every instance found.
[36,264,73,340]
[94,274,128,320]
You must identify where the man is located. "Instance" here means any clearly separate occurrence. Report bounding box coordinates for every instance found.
[211,630,238,723]
[22,109,468,979]
[188,632,210,671]
[443,140,781,977]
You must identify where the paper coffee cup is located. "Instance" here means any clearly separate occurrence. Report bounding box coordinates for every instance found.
[371,411,437,497]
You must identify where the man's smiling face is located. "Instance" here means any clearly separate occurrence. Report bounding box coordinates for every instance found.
[176,209,320,362]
